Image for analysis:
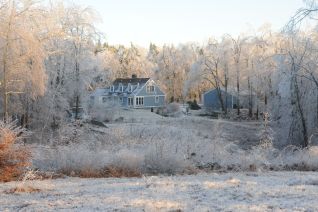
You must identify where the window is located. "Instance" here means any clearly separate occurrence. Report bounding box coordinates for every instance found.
[128,83,132,92]
[147,85,155,93]
[110,86,114,92]
[119,97,123,103]
[155,96,159,103]
[128,97,133,106]
[102,97,107,103]
[136,97,144,106]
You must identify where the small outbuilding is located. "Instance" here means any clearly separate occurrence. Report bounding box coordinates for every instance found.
[202,89,238,111]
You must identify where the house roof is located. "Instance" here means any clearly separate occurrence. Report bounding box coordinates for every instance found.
[91,77,150,97]
[113,78,150,85]
[90,77,165,98]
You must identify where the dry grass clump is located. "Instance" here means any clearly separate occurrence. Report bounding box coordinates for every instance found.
[60,166,142,178]
[101,166,142,178]
[5,170,42,194]
[7,186,40,193]
[0,121,30,182]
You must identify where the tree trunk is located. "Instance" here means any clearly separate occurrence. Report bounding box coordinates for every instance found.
[75,95,80,120]
[294,78,308,147]
[237,76,240,115]
[2,57,8,122]
[317,88,318,127]
[2,12,12,122]
[236,63,240,115]
[75,59,80,120]
[248,76,253,118]
[224,63,228,115]
[216,87,225,112]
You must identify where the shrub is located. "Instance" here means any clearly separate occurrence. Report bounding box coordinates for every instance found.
[89,103,119,122]
[0,121,30,182]
[167,103,180,113]
[165,103,182,117]
[187,100,201,110]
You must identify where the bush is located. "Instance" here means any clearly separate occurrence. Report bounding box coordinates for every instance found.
[0,121,30,182]
[167,103,180,113]
[187,100,201,110]
[164,103,182,117]
[89,103,119,122]
[144,149,190,175]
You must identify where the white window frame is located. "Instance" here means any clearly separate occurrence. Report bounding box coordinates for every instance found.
[128,97,133,106]
[136,96,144,106]
[147,85,155,93]
[155,96,159,103]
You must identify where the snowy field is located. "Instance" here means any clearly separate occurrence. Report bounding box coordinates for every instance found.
[3,109,318,211]
[1,172,318,211]
[30,109,271,176]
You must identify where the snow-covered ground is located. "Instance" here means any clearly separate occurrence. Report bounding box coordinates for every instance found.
[1,172,318,211]
[31,109,266,175]
[4,109,317,211]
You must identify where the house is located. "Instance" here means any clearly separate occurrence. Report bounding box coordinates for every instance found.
[202,88,238,111]
[90,74,165,109]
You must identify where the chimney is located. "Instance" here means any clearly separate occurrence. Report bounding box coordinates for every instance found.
[132,74,137,79]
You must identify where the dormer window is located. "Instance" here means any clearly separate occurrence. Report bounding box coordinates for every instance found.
[128,83,132,92]
[118,83,124,92]
[147,85,155,93]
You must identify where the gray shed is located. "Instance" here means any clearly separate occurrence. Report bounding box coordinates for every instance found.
[202,89,238,111]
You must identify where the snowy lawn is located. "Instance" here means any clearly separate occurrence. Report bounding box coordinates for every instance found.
[1,171,318,211]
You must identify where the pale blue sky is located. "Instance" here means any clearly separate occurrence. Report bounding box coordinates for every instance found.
[77,0,304,47]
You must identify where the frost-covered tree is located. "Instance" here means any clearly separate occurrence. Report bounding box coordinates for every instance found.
[269,32,316,148]
[228,35,249,115]
[28,2,102,135]
[190,38,228,113]
[0,0,47,122]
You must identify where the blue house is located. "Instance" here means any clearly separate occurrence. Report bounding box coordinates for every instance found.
[202,89,238,111]
[90,75,165,109]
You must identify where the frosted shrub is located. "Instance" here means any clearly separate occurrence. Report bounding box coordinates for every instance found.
[144,141,191,174]
[111,149,144,173]
[270,145,318,170]
[0,121,30,182]
[33,143,111,176]
[258,112,274,148]
[162,103,182,117]
[90,103,118,122]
